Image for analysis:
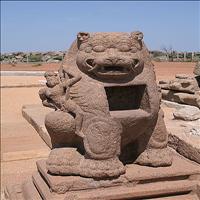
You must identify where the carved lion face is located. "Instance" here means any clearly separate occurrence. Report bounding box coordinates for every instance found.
[76,32,145,81]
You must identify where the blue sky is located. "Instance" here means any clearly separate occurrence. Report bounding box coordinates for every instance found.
[1,1,199,53]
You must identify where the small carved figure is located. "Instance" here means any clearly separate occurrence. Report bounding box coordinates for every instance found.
[39,70,84,137]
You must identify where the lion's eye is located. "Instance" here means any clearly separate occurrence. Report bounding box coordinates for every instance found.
[130,46,138,53]
[93,45,105,52]
[85,47,92,53]
[119,45,130,52]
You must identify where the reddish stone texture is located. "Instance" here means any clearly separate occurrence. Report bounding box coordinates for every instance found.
[38,31,173,179]
[10,31,200,200]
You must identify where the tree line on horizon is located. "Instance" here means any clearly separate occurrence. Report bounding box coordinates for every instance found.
[1,50,200,65]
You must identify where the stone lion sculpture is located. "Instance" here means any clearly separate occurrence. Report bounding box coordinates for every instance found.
[39,31,172,179]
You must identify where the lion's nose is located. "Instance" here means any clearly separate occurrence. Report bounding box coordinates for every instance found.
[111,58,119,65]
[106,57,120,65]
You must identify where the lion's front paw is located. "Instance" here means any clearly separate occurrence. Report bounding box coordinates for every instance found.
[135,148,173,167]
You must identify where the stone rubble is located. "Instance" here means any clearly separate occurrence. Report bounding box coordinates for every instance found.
[173,105,200,121]
[159,62,200,108]
[161,102,200,164]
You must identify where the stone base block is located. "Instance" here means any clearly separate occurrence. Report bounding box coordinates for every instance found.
[5,151,200,200]
[22,104,53,148]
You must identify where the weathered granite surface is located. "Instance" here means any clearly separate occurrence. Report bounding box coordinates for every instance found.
[173,105,200,121]
[159,69,200,108]
[22,104,53,148]
[5,151,200,200]
[161,101,200,164]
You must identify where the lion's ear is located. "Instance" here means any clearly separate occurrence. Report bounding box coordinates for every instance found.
[131,31,144,41]
[77,32,90,42]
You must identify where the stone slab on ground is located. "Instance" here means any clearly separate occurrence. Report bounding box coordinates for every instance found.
[161,89,200,108]
[5,151,200,200]
[173,105,200,121]
[162,100,191,109]
[22,104,53,148]
[161,101,200,164]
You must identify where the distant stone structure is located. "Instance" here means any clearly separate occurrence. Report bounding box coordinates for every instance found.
[2,51,199,64]
[159,62,200,108]
[5,32,200,200]
[1,51,65,64]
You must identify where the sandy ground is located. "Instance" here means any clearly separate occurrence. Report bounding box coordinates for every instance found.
[0,61,196,194]
[1,76,45,87]
[1,62,60,71]
[1,87,50,191]
[153,61,195,81]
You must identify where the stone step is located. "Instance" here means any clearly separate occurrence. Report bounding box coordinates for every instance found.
[22,104,52,148]
[64,179,198,200]
[5,172,199,200]
[147,194,199,200]
[5,153,200,200]
[32,172,51,200]
[21,180,41,200]
[35,152,200,195]
[33,159,200,200]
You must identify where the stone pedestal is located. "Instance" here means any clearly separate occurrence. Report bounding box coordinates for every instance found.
[5,151,200,200]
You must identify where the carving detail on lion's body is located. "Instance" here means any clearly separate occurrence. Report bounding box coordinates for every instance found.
[42,32,172,178]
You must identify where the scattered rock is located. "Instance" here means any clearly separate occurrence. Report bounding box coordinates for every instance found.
[175,92,200,108]
[160,67,200,109]
[159,81,170,90]
[168,78,199,94]
[161,103,200,164]
[159,80,169,84]
[185,126,200,137]
[161,100,186,109]
[175,74,193,79]
[162,90,200,108]
[173,105,200,121]
[160,76,199,94]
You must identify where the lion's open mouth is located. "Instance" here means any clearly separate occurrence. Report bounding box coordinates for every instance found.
[97,66,130,75]
[86,59,140,77]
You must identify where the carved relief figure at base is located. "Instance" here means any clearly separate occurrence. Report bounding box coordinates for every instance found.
[38,31,173,180]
